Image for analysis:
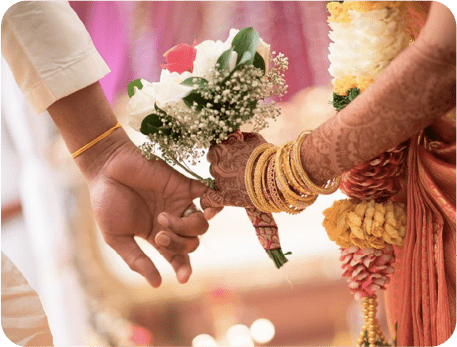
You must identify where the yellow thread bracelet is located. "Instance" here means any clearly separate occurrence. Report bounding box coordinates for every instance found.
[71,122,122,159]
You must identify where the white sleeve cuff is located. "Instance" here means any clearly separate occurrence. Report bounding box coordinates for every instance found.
[1,1,111,114]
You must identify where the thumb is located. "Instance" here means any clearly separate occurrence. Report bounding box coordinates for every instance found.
[189,178,212,199]
[200,188,224,210]
[204,206,224,220]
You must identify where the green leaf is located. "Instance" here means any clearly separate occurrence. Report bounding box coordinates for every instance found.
[140,113,163,135]
[181,77,208,88]
[158,126,172,136]
[231,27,259,66]
[154,103,167,115]
[127,79,143,98]
[182,90,209,110]
[216,47,234,72]
[332,87,360,111]
[253,52,266,74]
[238,51,252,66]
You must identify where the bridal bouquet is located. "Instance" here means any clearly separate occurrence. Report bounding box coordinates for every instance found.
[127,27,288,188]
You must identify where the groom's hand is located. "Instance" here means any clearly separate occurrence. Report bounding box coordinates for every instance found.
[88,139,210,287]
[48,82,210,287]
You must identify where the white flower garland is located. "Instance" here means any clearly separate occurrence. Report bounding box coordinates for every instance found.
[327,1,411,96]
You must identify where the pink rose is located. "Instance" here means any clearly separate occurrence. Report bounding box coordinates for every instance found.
[161,42,197,74]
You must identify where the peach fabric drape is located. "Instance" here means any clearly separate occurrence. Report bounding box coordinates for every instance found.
[385,126,456,346]
[385,4,456,345]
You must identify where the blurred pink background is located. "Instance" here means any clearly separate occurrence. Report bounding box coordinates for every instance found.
[69,1,331,104]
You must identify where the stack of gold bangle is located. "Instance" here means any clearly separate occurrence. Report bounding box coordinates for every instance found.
[244,131,341,213]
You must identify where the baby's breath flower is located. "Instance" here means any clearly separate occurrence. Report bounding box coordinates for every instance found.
[137,50,288,165]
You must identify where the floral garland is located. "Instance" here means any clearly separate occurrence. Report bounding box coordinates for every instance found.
[323,2,412,346]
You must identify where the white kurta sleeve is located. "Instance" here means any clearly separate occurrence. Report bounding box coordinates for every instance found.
[1,1,110,114]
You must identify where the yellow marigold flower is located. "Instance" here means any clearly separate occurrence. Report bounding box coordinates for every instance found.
[348,1,403,13]
[328,1,404,23]
[333,76,357,95]
[323,199,406,249]
[327,2,351,23]
[322,199,354,247]
[333,76,375,95]
[357,77,374,92]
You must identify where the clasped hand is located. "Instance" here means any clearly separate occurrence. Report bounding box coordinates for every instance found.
[89,139,210,288]
[91,131,267,288]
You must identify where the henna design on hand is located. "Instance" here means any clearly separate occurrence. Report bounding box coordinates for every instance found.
[200,131,267,209]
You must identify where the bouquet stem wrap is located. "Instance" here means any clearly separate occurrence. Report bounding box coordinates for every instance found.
[245,207,289,268]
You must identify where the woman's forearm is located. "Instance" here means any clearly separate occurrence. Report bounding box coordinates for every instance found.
[301,17,456,185]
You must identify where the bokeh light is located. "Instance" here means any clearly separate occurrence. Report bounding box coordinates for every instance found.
[250,318,275,344]
[192,334,218,347]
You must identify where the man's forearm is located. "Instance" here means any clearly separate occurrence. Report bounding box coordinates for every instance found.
[47,82,131,181]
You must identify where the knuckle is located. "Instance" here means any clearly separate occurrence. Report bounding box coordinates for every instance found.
[128,253,148,273]
[196,218,209,234]
[200,196,210,209]
[209,164,218,178]
[172,254,189,267]
[169,236,187,254]
[189,238,200,253]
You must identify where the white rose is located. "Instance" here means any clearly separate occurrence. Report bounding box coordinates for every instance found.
[256,37,270,73]
[127,79,158,131]
[128,73,194,131]
[224,28,240,48]
[154,70,194,108]
[193,28,240,78]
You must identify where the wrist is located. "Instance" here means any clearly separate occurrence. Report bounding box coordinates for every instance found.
[73,126,132,182]
[46,82,136,181]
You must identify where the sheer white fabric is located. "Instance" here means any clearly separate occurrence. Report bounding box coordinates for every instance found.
[1,1,109,345]
[1,253,53,346]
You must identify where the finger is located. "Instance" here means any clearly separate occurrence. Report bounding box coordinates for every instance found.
[242,132,266,143]
[170,254,192,284]
[204,206,224,220]
[223,130,243,143]
[155,230,200,254]
[104,234,162,288]
[158,250,192,284]
[189,178,212,200]
[200,189,224,209]
[157,210,209,237]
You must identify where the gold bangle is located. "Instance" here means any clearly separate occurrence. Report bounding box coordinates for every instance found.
[275,175,316,212]
[266,157,289,212]
[275,141,317,204]
[245,143,274,212]
[267,157,301,215]
[285,146,315,196]
[72,122,122,159]
[292,130,341,195]
[262,155,282,211]
[254,146,280,213]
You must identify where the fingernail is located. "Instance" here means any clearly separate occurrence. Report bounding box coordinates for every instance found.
[158,214,169,227]
[156,234,170,247]
[177,267,190,283]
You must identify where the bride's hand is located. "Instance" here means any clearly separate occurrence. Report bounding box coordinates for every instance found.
[200,131,267,215]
